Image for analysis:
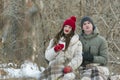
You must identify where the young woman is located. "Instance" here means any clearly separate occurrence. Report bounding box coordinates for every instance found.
[79,16,109,80]
[40,16,83,80]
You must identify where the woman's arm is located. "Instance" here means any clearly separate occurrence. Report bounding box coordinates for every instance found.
[45,39,58,61]
[68,41,83,70]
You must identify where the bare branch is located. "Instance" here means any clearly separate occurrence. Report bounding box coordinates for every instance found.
[94,8,110,28]
[113,41,120,52]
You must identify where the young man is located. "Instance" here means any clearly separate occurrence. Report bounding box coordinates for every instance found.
[79,16,109,80]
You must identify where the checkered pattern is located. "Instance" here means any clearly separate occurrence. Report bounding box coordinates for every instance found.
[80,66,109,80]
[40,65,64,80]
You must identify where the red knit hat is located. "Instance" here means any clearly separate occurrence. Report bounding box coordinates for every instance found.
[63,16,76,31]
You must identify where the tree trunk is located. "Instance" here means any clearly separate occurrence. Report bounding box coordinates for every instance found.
[2,0,25,66]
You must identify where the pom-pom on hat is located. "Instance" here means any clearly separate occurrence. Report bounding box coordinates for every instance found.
[63,16,76,31]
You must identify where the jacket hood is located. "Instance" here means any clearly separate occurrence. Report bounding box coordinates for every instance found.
[80,27,99,39]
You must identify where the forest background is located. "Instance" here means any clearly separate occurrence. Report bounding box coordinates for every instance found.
[0,0,120,76]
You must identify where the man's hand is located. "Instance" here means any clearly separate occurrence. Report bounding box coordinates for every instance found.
[82,52,94,62]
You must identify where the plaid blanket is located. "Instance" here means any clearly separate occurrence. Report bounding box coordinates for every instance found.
[80,65,109,80]
[40,65,64,80]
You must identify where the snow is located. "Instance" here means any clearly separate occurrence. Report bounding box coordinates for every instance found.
[0,60,45,80]
[0,60,120,80]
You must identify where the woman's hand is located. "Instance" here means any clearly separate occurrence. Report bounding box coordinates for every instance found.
[63,66,72,74]
[54,44,64,52]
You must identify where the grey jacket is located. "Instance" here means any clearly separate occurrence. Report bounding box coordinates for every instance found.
[79,27,108,65]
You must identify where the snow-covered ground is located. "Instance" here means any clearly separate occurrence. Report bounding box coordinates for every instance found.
[0,60,45,80]
[0,60,120,80]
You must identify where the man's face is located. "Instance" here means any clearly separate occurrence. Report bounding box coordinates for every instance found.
[82,21,93,34]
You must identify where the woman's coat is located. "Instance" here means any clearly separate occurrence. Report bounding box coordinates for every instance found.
[45,34,83,70]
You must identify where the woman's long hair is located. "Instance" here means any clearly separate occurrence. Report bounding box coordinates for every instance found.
[53,28,75,51]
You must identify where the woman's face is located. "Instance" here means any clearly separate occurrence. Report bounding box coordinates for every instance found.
[82,21,93,35]
[63,25,72,35]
